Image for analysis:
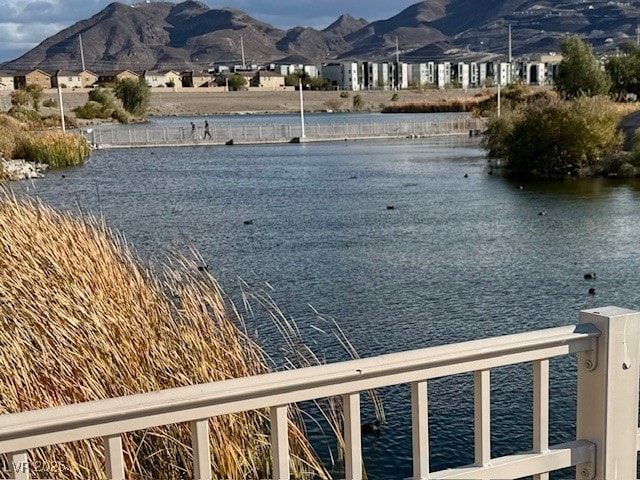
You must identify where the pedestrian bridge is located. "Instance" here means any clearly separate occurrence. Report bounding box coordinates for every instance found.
[82,116,486,149]
[1,307,638,479]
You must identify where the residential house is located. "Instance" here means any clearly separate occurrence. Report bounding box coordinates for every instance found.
[252,71,285,89]
[13,69,52,90]
[97,70,139,85]
[0,73,14,90]
[144,70,181,88]
[51,70,98,88]
[181,71,212,88]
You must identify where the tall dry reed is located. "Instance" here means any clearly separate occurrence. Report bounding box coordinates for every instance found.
[0,194,329,479]
[0,114,25,161]
[14,131,90,167]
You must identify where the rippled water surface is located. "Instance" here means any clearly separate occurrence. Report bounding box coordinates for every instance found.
[15,125,640,479]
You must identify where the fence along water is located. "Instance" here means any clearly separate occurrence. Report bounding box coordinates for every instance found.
[2,307,640,480]
[83,116,486,149]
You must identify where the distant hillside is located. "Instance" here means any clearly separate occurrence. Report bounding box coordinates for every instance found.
[5,0,640,71]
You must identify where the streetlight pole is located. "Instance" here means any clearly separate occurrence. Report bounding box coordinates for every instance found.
[299,78,306,140]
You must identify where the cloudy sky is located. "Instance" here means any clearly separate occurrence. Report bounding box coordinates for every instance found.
[0,0,419,62]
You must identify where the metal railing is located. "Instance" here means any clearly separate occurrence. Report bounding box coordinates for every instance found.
[1,307,639,479]
[82,117,486,149]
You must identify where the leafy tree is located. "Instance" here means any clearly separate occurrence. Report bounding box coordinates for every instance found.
[483,96,622,178]
[555,36,610,99]
[285,73,301,87]
[114,78,150,116]
[307,76,331,91]
[227,74,247,91]
[605,44,640,100]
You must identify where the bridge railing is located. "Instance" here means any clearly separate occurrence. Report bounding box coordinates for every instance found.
[82,117,486,148]
[1,307,639,480]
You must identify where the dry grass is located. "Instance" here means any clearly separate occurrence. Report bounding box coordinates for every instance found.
[0,113,89,168]
[0,114,26,161]
[0,194,332,479]
[381,97,488,113]
[14,131,91,167]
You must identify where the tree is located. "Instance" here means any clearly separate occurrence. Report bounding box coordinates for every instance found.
[605,44,640,100]
[307,76,331,91]
[555,36,610,99]
[25,85,44,111]
[114,78,150,117]
[482,96,622,178]
[285,73,301,87]
[227,74,247,91]
[352,94,363,111]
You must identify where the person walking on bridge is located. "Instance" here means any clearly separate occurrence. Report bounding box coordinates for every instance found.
[204,120,211,139]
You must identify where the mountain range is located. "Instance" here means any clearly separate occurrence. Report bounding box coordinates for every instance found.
[5,0,640,71]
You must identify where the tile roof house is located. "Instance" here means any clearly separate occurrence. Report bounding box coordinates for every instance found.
[51,70,99,89]
[144,70,182,88]
[13,69,52,90]
[97,70,140,85]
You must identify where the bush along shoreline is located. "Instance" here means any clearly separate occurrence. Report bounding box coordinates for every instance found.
[0,113,91,180]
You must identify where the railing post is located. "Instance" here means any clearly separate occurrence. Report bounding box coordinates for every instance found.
[474,369,491,467]
[104,434,125,480]
[576,307,640,480]
[411,381,429,480]
[343,393,362,480]
[270,405,290,480]
[191,419,212,480]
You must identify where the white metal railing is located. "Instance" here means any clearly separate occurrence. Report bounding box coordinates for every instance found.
[1,307,639,480]
[81,117,486,149]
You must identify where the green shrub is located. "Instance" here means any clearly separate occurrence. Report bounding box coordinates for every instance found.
[111,107,131,124]
[42,98,56,108]
[7,107,41,125]
[340,91,349,98]
[15,132,91,167]
[89,88,116,109]
[618,162,637,177]
[41,114,79,129]
[352,94,363,110]
[483,96,622,178]
[114,78,150,116]
[74,101,112,120]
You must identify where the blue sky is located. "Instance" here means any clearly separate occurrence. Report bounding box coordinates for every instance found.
[0,0,420,62]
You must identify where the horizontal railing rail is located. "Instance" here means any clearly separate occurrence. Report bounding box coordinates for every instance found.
[81,117,486,149]
[2,307,639,480]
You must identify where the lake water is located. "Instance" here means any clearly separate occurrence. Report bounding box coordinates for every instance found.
[14,116,640,479]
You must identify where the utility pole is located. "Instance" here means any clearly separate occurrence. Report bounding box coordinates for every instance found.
[395,36,400,91]
[57,85,66,133]
[240,36,246,70]
[79,34,86,71]
[508,25,512,63]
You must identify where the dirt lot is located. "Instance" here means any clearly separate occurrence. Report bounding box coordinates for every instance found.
[0,88,491,119]
[145,88,489,116]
